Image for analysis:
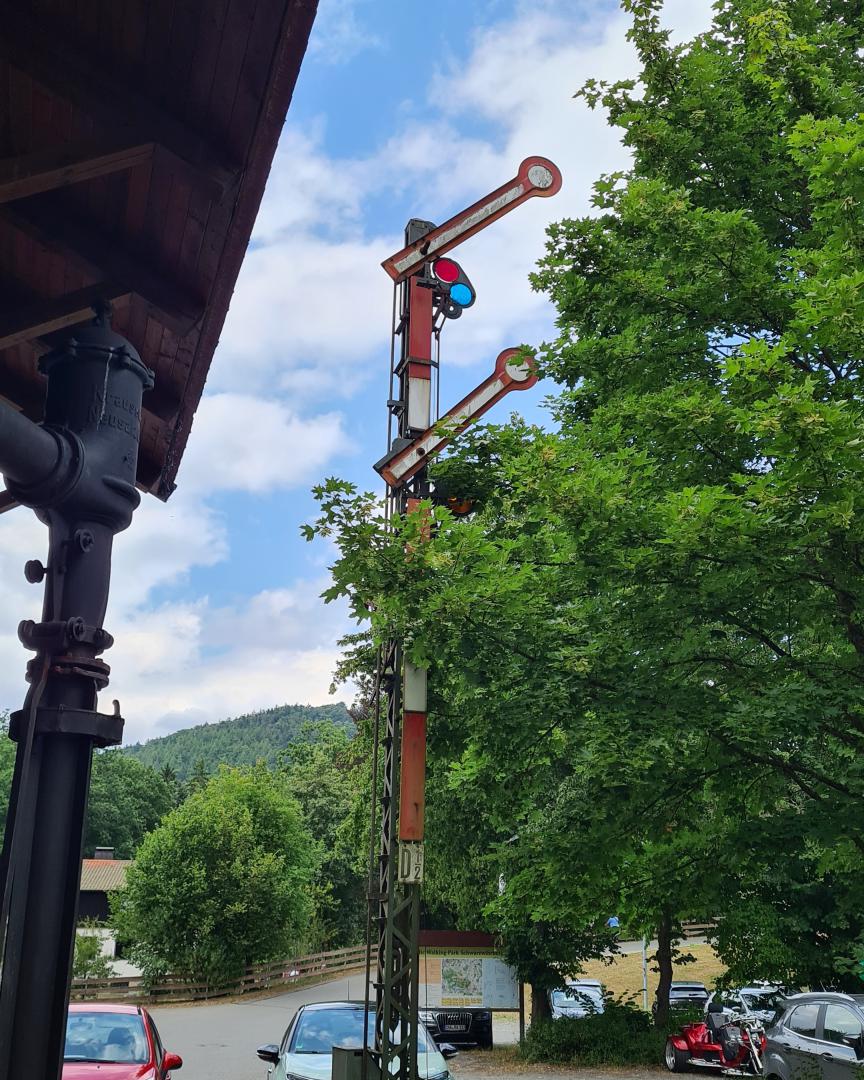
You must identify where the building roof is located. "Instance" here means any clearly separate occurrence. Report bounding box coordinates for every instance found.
[80,858,131,893]
[0,0,318,502]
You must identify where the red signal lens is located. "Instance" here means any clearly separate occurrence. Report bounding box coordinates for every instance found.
[433,258,460,283]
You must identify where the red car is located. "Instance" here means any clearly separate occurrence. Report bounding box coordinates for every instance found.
[64,1003,183,1079]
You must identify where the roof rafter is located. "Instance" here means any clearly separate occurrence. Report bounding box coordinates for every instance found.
[0,284,131,351]
[0,3,238,203]
[1,200,204,337]
[0,142,155,205]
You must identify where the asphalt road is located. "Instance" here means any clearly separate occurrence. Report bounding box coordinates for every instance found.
[150,941,698,1079]
[152,970,524,1080]
[152,971,372,1080]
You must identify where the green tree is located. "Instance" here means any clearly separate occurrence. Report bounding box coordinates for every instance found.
[2,732,172,859]
[85,751,175,859]
[123,703,353,779]
[280,721,366,949]
[0,713,14,847]
[186,756,209,795]
[307,0,864,1014]
[158,763,187,809]
[111,765,317,983]
[72,927,113,980]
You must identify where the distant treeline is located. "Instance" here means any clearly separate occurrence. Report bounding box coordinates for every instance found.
[123,703,353,779]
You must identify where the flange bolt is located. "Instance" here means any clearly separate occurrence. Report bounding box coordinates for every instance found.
[24,560,46,584]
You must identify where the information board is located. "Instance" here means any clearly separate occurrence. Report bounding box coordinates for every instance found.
[419,949,519,1010]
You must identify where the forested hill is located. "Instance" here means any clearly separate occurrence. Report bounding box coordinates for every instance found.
[123,703,353,779]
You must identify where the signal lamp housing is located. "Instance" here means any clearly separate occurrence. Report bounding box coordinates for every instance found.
[431,257,475,319]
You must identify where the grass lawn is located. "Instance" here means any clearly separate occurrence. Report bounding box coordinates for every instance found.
[578,942,727,1006]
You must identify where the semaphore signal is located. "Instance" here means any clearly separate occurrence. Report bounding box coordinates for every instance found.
[431,257,475,319]
[364,157,562,1080]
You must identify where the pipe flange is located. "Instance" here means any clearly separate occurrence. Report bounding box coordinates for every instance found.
[40,327,155,391]
[18,619,113,654]
[9,704,124,748]
[49,654,111,689]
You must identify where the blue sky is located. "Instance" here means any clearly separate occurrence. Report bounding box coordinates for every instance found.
[0,0,714,742]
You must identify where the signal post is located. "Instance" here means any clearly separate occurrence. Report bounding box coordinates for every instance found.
[358,159,561,1080]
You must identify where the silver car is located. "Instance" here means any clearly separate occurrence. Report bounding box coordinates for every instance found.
[256,1001,453,1080]
[549,980,605,1019]
[706,985,788,1025]
[764,991,864,1080]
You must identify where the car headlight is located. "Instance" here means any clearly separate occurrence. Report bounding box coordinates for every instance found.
[427,1072,450,1080]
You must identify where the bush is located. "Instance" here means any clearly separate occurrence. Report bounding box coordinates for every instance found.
[73,932,112,980]
[522,1001,668,1066]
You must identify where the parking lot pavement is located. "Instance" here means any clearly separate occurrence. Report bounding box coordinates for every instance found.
[453,1058,669,1079]
[153,977,667,1080]
[152,970,371,1080]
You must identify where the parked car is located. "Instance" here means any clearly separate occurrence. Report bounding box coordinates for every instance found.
[706,985,788,1025]
[257,1000,455,1079]
[549,979,606,1019]
[764,991,864,1080]
[64,1003,182,1078]
[419,1005,493,1049]
[654,981,711,1014]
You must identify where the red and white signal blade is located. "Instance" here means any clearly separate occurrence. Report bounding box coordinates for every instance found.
[382,157,562,283]
[377,349,538,489]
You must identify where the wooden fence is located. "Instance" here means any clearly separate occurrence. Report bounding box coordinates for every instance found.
[70,942,368,1005]
[681,921,716,938]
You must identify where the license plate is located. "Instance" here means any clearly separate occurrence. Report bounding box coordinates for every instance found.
[445,1025,467,1032]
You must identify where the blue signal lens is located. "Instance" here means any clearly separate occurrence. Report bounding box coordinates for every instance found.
[450,283,473,306]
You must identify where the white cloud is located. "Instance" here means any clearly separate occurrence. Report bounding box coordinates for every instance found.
[108,579,354,742]
[211,234,397,399]
[122,644,348,739]
[0,400,353,740]
[211,0,716,399]
[252,125,371,242]
[176,393,354,494]
[110,489,226,610]
[0,498,353,742]
[308,0,383,65]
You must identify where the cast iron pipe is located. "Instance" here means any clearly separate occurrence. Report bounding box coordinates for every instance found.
[0,402,60,488]
[0,315,153,1080]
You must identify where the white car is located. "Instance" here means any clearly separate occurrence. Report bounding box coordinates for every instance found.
[256,1001,454,1079]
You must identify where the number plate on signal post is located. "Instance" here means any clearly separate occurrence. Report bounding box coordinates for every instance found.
[398,841,425,884]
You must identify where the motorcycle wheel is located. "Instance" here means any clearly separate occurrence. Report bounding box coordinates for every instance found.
[665,1039,691,1072]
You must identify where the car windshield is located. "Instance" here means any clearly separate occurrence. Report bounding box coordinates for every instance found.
[64,1011,149,1064]
[553,989,602,1006]
[290,1009,432,1055]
